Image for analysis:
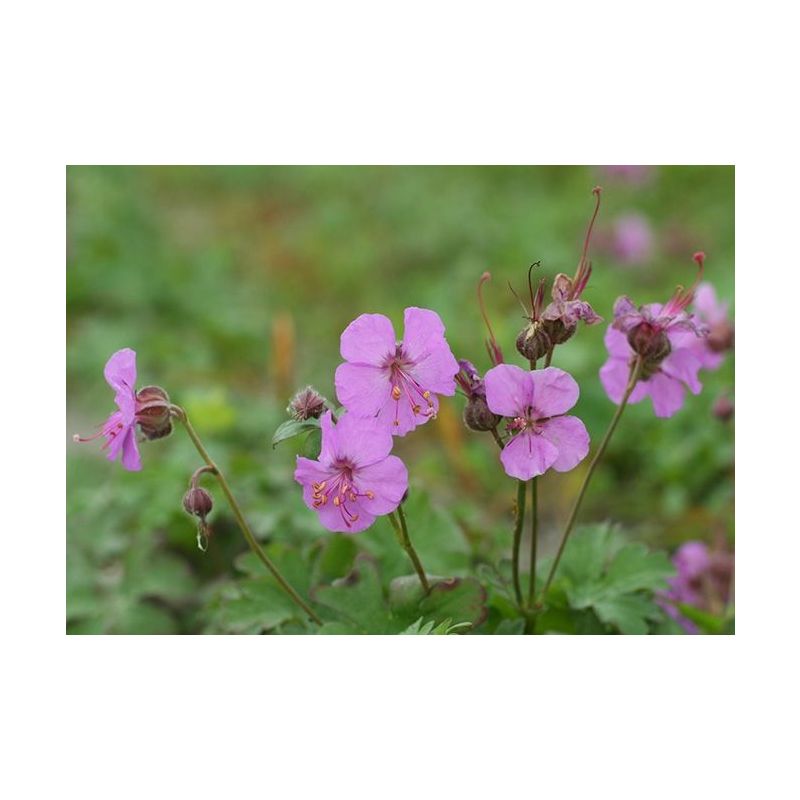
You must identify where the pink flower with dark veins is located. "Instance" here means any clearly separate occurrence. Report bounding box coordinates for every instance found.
[73,349,143,470]
[484,365,590,480]
[334,307,459,436]
[294,411,408,533]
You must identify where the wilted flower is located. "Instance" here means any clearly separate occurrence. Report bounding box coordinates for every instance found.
[455,360,502,432]
[334,307,459,436]
[73,348,172,471]
[294,411,408,533]
[611,213,654,265]
[484,365,590,480]
[658,541,734,633]
[288,385,328,420]
[691,282,734,370]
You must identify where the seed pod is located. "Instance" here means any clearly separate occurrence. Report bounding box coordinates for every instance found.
[135,385,173,440]
[183,486,213,520]
[288,386,328,420]
[542,317,577,346]
[463,396,502,432]
[627,322,671,366]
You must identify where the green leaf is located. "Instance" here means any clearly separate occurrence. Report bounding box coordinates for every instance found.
[205,578,300,634]
[419,577,488,628]
[399,617,472,635]
[593,594,658,635]
[312,534,358,586]
[676,603,733,635]
[272,417,320,448]
[604,544,674,595]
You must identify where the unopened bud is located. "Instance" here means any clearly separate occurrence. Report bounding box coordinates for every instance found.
[627,322,671,366]
[712,395,734,422]
[463,396,502,432]
[288,386,328,421]
[707,321,734,353]
[135,385,173,440]
[516,322,551,362]
[183,486,213,520]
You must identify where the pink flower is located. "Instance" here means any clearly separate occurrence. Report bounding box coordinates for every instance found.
[484,365,590,480]
[599,304,705,418]
[691,282,734,370]
[294,411,408,533]
[334,307,459,436]
[73,348,143,471]
[611,213,654,265]
[599,165,655,185]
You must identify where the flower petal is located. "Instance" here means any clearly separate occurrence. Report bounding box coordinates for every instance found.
[599,355,647,406]
[529,367,579,416]
[407,345,459,396]
[484,364,533,417]
[294,455,336,490]
[355,455,408,514]
[375,390,439,437]
[335,362,392,418]
[499,431,559,480]
[644,372,686,418]
[328,412,395,467]
[104,348,137,421]
[693,283,726,325]
[340,313,396,365]
[661,348,703,395]
[401,307,445,362]
[539,415,590,472]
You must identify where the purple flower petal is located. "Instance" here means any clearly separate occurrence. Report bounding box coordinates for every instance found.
[661,348,703,395]
[484,364,533,417]
[119,427,142,471]
[104,348,137,420]
[355,455,408,514]
[539,415,590,472]
[375,389,439,436]
[529,367,579,417]
[500,430,559,480]
[645,372,686,417]
[340,313,396,365]
[328,412,395,467]
[335,362,392,418]
[401,307,458,395]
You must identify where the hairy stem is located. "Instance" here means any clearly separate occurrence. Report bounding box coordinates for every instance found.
[490,426,504,450]
[172,406,322,625]
[511,479,527,608]
[389,504,430,593]
[536,357,642,606]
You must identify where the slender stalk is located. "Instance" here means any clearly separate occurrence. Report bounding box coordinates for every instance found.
[490,426,504,450]
[536,357,642,606]
[172,406,322,625]
[544,348,554,368]
[527,477,539,607]
[511,480,526,608]
[390,504,430,593]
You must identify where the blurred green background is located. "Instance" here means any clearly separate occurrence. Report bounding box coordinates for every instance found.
[66,166,734,634]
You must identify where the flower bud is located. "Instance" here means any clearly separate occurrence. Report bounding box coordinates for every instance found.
[183,486,213,520]
[135,385,173,440]
[626,322,671,366]
[288,386,328,421]
[712,395,734,422]
[463,396,502,432]
[707,320,734,353]
[515,322,551,362]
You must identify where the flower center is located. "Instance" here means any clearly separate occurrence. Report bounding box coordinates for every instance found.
[384,345,435,427]
[311,462,376,529]
[506,407,545,436]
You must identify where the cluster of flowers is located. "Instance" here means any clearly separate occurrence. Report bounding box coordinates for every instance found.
[75,190,733,543]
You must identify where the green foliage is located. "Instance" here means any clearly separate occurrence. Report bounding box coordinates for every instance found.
[272,417,320,448]
[400,618,473,635]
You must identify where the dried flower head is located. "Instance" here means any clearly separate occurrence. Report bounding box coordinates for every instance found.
[288,386,328,421]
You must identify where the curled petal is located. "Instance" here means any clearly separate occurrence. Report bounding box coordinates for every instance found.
[539,415,590,472]
[500,431,559,480]
[340,313,396,365]
[104,348,137,421]
[611,296,642,332]
[529,367,580,417]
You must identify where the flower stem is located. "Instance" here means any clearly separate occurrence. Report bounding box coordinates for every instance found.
[171,405,322,625]
[511,479,527,608]
[490,426,504,450]
[535,357,642,606]
[389,504,430,593]
[526,477,539,608]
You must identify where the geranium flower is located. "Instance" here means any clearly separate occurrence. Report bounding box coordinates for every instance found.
[73,348,146,471]
[334,307,459,436]
[611,213,654,265]
[691,281,734,370]
[294,411,408,533]
[484,365,590,480]
[600,253,708,418]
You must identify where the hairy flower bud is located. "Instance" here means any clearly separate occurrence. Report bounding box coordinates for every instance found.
[288,386,328,421]
[516,322,552,362]
[463,395,502,432]
[626,322,671,366]
[183,486,213,520]
[135,385,173,440]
